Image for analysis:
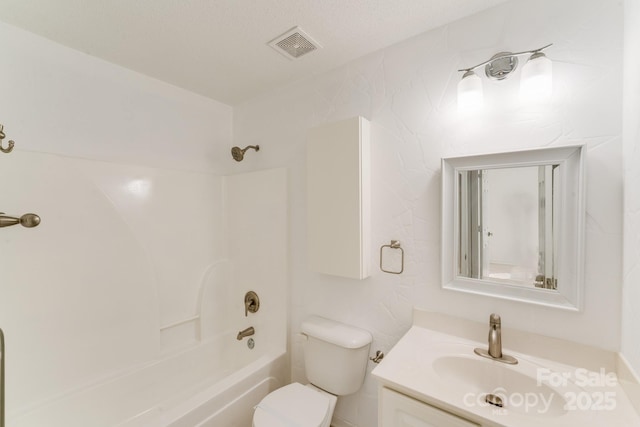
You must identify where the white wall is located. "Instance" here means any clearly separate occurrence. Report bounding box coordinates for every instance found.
[0,20,237,419]
[233,0,624,425]
[486,167,539,276]
[224,168,289,360]
[0,22,232,172]
[622,0,640,376]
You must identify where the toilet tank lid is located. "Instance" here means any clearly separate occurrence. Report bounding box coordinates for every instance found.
[301,316,372,349]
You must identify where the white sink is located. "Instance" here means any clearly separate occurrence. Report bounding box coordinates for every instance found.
[432,355,568,417]
[372,317,640,427]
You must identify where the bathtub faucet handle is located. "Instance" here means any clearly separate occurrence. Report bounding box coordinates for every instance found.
[244,291,260,317]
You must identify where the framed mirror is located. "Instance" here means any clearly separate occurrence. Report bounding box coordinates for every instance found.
[441,145,585,310]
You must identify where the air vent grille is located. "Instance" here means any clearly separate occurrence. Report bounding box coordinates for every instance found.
[276,32,316,58]
[269,27,321,60]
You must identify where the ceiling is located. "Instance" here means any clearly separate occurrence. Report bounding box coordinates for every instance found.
[0,0,509,105]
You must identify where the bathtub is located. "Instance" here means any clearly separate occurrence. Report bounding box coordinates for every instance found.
[154,351,287,427]
[10,332,288,427]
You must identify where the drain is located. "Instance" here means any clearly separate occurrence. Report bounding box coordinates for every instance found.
[247,338,255,350]
[485,393,504,408]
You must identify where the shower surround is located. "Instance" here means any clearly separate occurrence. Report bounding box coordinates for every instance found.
[0,20,287,426]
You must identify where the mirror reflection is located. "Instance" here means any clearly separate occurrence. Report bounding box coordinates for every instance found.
[442,145,584,310]
[457,165,559,289]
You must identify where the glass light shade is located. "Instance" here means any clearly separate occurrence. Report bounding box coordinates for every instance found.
[457,71,483,112]
[520,52,552,103]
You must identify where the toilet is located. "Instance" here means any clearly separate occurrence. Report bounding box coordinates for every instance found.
[253,316,372,427]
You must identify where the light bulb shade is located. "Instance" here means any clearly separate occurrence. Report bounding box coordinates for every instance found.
[457,71,483,112]
[520,52,552,103]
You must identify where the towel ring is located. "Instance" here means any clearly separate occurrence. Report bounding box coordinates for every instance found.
[380,240,404,274]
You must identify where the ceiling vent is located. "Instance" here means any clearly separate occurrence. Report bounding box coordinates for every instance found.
[268,27,321,60]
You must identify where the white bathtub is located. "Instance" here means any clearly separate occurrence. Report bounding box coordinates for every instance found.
[156,351,287,427]
[10,333,287,427]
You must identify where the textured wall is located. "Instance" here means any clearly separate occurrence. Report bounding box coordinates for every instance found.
[233,0,624,425]
[622,0,640,376]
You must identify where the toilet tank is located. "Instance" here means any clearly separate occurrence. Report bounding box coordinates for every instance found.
[301,316,372,396]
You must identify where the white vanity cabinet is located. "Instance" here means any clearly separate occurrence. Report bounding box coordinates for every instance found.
[380,387,479,427]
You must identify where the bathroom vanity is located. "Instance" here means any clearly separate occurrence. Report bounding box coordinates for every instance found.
[372,309,640,427]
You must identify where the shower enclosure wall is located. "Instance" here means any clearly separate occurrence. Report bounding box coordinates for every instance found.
[0,21,288,426]
[0,151,288,426]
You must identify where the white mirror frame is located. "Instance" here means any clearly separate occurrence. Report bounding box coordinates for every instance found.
[441,145,586,311]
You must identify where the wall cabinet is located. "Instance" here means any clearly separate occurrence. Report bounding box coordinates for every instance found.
[380,388,479,427]
[307,116,371,279]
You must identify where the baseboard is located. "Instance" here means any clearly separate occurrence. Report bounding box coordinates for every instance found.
[331,417,357,427]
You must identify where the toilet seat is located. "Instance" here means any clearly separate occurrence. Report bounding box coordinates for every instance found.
[253,383,331,427]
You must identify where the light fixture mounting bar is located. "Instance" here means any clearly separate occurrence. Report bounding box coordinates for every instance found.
[458,44,553,73]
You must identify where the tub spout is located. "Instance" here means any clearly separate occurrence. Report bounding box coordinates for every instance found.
[237,327,255,341]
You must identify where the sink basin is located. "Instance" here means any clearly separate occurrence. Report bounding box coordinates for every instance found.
[432,355,568,417]
[372,318,640,427]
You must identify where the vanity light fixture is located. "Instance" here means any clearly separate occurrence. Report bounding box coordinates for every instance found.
[519,50,553,103]
[457,43,553,110]
[457,70,484,112]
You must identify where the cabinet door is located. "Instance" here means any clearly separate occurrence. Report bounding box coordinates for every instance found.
[307,116,371,279]
[380,388,479,427]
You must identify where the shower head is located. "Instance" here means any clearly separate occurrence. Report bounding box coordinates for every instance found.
[231,145,260,162]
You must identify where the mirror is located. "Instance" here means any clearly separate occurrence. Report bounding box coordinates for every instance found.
[441,145,585,310]
[458,165,557,287]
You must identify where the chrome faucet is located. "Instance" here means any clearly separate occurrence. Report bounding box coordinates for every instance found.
[474,314,518,364]
[488,313,502,358]
[236,326,255,341]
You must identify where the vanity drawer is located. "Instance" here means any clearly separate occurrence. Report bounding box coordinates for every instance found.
[380,387,479,427]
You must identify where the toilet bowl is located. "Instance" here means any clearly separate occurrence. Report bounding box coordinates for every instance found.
[252,316,372,427]
[253,383,336,427]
